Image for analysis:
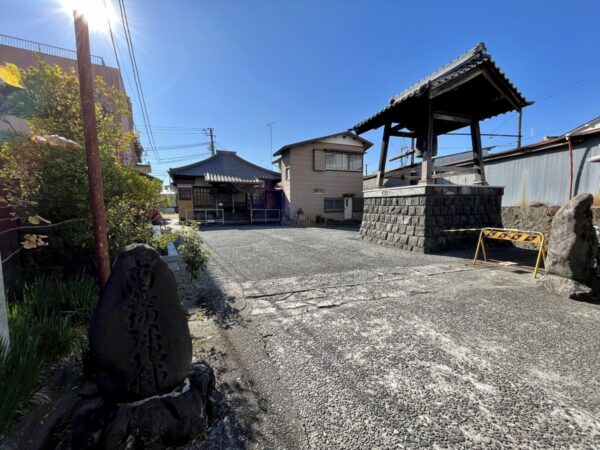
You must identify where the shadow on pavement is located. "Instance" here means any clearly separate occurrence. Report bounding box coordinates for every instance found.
[191,268,246,330]
[185,269,272,449]
[444,243,544,276]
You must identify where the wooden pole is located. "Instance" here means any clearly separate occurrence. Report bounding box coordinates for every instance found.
[376,123,391,188]
[419,103,434,184]
[517,108,523,149]
[470,119,487,185]
[74,11,111,288]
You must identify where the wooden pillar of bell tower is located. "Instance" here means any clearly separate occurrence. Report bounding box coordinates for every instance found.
[470,118,487,185]
[419,102,434,185]
[376,122,391,188]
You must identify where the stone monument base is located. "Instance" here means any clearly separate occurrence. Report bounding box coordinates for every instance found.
[359,185,504,253]
[50,363,215,449]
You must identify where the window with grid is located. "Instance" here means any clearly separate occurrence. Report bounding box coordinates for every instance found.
[325,152,362,171]
[192,187,212,207]
[252,190,265,206]
[324,197,344,212]
[178,188,192,200]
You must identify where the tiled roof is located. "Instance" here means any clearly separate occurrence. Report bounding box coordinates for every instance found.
[169,150,280,184]
[273,131,373,157]
[353,43,531,134]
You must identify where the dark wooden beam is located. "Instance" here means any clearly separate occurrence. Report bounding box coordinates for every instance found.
[433,112,471,124]
[470,119,487,185]
[376,122,391,188]
[429,69,484,99]
[481,70,521,111]
[389,130,417,138]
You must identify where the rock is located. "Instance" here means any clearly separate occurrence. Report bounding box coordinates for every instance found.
[64,363,215,450]
[89,244,192,403]
[546,194,598,284]
[540,275,595,301]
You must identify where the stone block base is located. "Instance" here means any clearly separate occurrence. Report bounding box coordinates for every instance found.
[48,363,215,449]
[359,185,504,253]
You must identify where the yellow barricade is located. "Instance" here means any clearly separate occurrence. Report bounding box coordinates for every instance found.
[473,227,547,278]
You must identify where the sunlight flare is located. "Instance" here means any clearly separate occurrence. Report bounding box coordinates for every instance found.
[59,0,118,32]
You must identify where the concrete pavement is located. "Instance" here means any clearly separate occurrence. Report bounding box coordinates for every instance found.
[186,226,600,449]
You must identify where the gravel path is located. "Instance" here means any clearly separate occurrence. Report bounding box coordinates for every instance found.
[186,226,600,449]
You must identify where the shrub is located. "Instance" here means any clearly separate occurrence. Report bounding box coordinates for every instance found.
[0,276,97,435]
[0,61,165,273]
[174,222,210,280]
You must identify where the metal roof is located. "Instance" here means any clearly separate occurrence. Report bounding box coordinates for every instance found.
[353,42,532,134]
[169,150,280,184]
[273,131,373,157]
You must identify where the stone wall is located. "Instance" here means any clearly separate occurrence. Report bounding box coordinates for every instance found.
[501,204,600,249]
[359,185,503,253]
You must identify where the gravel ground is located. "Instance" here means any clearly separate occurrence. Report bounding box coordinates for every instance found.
[185,225,600,449]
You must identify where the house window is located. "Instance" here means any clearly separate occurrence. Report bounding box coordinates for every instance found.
[324,197,344,212]
[252,190,265,206]
[193,187,212,207]
[313,187,324,195]
[285,166,290,180]
[178,188,192,200]
[325,152,362,171]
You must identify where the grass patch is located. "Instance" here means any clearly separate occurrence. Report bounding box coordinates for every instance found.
[0,276,97,436]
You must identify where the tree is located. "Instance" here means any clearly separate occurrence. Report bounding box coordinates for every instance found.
[0,61,164,269]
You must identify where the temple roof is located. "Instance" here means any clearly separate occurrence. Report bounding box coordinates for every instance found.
[169,150,280,184]
[353,43,532,135]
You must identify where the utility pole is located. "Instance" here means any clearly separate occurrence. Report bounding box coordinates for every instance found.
[74,10,111,288]
[266,121,276,166]
[203,128,215,155]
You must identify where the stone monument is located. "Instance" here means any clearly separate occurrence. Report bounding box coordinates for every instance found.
[89,243,192,402]
[52,244,215,449]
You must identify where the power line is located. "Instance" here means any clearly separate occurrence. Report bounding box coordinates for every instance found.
[137,125,205,131]
[534,74,600,102]
[117,0,160,162]
[154,142,210,151]
[158,152,212,163]
[103,0,147,159]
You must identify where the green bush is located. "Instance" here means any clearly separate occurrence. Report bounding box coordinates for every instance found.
[0,61,164,272]
[150,222,210,280]
[0,276,97,435]
[177,222,210,279]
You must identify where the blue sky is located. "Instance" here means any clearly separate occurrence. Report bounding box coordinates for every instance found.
[2,0,600,184]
